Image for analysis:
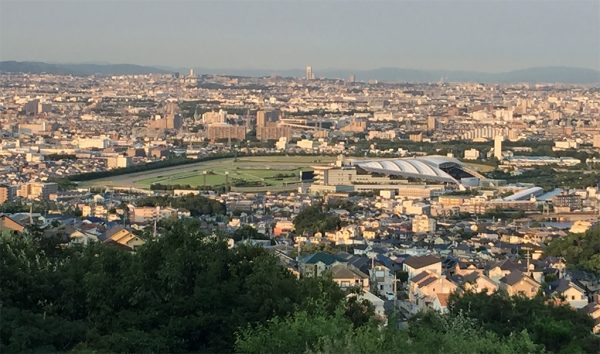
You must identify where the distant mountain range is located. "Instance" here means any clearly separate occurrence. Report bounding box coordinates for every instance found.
[2,60,599,84]
[0,61,171,76]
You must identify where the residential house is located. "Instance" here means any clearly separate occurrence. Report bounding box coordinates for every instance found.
[371,263,395,299]
[459,272,498,294]
[331,264,369,291]
[0,215,25,233]
[104,226,145,251]
[348,291,387,322]
[408,270,457,314]
[548,279,588,309]
[582,299,600,334]
[498,270,541,298]
[299,252,341,277]
[403,255,442,280]
[452,260,485,277]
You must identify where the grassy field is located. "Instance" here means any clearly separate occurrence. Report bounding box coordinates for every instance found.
[83,155,335,189]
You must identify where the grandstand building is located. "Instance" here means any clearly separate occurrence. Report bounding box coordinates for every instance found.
[309,156,484,195]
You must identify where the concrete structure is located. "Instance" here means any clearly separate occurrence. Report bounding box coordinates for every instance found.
[206,124,246,142]
[464,148,480,160]
[17,182,58,200]
[305,65,314,80]
[412,214,436,233]
[593,135,600,148]
[107,156,131,169]
[202,110,227,125]
[77,137,111,149]
[494,135,503,160]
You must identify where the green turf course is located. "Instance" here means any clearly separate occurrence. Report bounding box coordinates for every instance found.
[82,155,335,189]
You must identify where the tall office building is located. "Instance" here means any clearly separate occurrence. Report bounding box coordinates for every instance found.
[305,66,314,80]
[494,135,504,160]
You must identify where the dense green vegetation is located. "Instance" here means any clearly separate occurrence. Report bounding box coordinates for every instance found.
[488,167,600,190]
[237,291,599,354]
[232,225,270,242]
[135,194,226,216]
[546,225,600,274]
[0,221,345,353]
[293,205,343,235]
[1,221,598,353]
[448,291,599,353]
[236,304,541,354]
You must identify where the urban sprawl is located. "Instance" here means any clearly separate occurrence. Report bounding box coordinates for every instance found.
[1,68,600,332]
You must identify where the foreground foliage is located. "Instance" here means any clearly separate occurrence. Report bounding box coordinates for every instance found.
[235,307,542,354]
[0,222,343,353]
[449,291,599,353]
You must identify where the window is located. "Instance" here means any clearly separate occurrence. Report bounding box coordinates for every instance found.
[571,295,575,300]
[380,285,384,290]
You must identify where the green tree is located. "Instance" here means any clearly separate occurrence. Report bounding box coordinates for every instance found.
[293,205,342,235]
[448,291,599,353]
[546,225,600,274]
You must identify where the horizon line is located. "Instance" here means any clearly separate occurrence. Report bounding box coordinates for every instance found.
[2,59,600,74]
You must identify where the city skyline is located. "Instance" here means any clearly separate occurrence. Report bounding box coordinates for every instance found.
[1,1,599,72]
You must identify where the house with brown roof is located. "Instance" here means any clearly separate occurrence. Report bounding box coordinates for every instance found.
[104,226,145,251]
[331,264,369,291]
[403,255,441,280]
[0,215,25,233]
[460,272,498,294]
[498,270,541,298]
[548,279,588,309]
[452,260,485,277]
[581,300,600,334]
[408,270,457,314]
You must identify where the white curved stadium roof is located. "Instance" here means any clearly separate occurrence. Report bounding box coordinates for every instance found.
[356,156,462,184]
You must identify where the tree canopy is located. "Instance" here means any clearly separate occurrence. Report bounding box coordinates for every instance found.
[293,205,342,235]
[545,225,600,274]
[0,222,342,353]
[448,291,599,353]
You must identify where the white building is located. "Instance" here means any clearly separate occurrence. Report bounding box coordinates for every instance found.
[77,137,111,149]
[464,148,480,160]
[494,135,504,160]
[412,214,436,233]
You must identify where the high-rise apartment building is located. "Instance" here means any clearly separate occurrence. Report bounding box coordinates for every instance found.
[202,110,227,125]
[0,184,16,204]
[206,124,246,142]
[256,125,292,141]
[494,135,504,160]
[17,182,58,200]
[305,66,314,80]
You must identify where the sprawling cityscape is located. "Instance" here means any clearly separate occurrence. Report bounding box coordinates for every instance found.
[1,1,599,353]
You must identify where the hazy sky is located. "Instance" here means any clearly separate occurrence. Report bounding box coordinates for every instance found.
[1,0,599,72]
